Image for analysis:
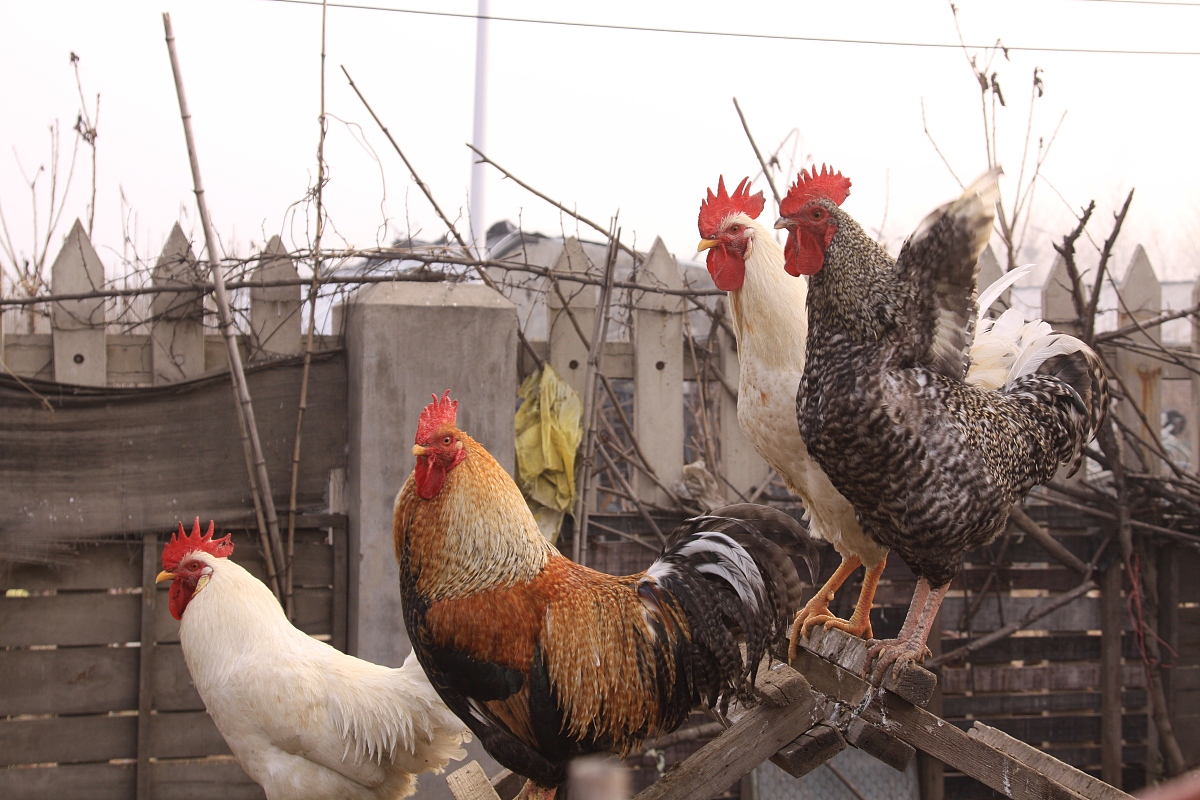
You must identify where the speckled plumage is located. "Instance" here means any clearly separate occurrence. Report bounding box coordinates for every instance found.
[792,174,1108,589]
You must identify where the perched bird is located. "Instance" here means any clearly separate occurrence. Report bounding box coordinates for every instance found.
[157,519,470,800]
[697,177,890,643]
[393,392,821,800]
[775,166,1107,679]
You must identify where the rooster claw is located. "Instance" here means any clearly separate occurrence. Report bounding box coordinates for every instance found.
[865,638,931,684]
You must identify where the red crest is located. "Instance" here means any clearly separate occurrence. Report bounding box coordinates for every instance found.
[162,518,233,571]
[780,164,851,217]
[698,176,766,238]
[416,391,458,445]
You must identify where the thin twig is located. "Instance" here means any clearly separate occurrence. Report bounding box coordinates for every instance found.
[732,98,781,208]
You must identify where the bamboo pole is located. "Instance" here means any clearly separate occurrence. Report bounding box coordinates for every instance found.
[163,13,287,594]
[283,0,328,621]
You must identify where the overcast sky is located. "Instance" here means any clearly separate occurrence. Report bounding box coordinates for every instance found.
[3,0,1199,289]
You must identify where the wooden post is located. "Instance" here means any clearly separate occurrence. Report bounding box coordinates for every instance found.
[632,238,684,506]
[546,238,596,399]
[1101,560,1123,789]
[150,222,206,384]
[50,218,107,385]
[1191,277,1200,475]
[137,532,159,800]
[250,235,302,359]
[1041,254,1083,334]
[1115,245,1162,474]
[715,304,770,500]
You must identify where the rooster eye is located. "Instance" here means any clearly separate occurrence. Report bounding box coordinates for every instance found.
[810,209,824,220]
[729,225,741,234]
[442,436,452,446]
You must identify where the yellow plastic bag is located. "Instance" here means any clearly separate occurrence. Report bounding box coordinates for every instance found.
[514,365,583,542]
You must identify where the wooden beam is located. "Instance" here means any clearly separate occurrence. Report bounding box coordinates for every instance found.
[791,647,1134,800]
[136,533,159,800]
[805,626,937,707]
[634,665,818,800]
[447,760,502,800]
[769,721,846,779]
[969,722,1133,800]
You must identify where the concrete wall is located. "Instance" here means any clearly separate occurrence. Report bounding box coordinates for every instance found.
[343,281,517,796]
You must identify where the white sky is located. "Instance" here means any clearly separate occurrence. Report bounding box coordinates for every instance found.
[3,0,1200,287]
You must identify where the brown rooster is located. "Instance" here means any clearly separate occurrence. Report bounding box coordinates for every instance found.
[393,392,820,799]
[775,166,1108,680]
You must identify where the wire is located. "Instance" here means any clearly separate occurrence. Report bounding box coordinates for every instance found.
[256,0,1200,56]
[1066,0,1200,6]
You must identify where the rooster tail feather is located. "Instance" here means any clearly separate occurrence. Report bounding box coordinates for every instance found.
[644,506,817,708]
[976,263,1033,321]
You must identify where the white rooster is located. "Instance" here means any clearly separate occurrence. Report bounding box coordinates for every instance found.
[697,176,888,641]
[156,519,470,800]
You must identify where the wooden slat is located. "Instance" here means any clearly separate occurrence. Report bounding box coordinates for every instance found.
[0,646,138,716]
[0,541,141,591]
[940,595,1101,633]
[940,632,1141,665]
[941,662,1147,694]
[332,522,348,652]
[138,532,158,800]
[1101,564,1124,788]
[970,721,1132,800]
[634,665,818,800]
[943,688,1146,717]
[0,761,135,800]
[960,713,1147,744]
[793,647,1102,800]
[0,591,141,646]
[0,713,136,766]
[152,757,264,800]
[154,643,205,712]
[151,711,233,759]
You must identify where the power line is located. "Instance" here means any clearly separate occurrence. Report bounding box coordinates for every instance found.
[1065,0,1200,7]
[257,0,1200,56]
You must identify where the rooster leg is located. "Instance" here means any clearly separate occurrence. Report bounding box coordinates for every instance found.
[867,578,950,684]
[788,555,862,661]
[515,779,557,800]
[828,555,886,640]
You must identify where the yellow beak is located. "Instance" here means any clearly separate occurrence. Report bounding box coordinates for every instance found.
[412,444,429,457]
[697,239,718,253]
[773,217,792,230]
[156,570,175,584]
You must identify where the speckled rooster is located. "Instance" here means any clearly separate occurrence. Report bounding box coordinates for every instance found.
[775,166,1108,680]
[393,392,820,800]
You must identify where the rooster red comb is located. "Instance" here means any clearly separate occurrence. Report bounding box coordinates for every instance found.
[780,164,851,217]
[162,518,233,571]
[416,391,458,445]
[698,176,765,237]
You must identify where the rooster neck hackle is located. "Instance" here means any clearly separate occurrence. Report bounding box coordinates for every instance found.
[396,434,551,602]
[804,209,900,346]
[725,217,808,371]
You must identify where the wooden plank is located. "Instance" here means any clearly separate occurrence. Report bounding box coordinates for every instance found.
[939,632,1142,666]
[332,521,348,653]
[940,595,1101,633]
[633,665,818,800]
[0,761,135,800]
[138,532,158,800]
[632,237,685,506]
[0,591,141,646]
[0,713,136,766]
[447,760,503,800]
[970,721,1133,800]
[793,647,1101,800]
[943,689,1146,718]
[248,235,302,359]
[152,757,264,800]
[154,642,205,712]
[151,711,233,759]
[0,541,141,591]
[0,645,138,716]
[150,223,206,384]
[846,716,917,772]
[960,713,1146,745]
[919,613,945,800]
[805,626,937,707]
[1178,548,1200,603]
[155,586,333,643]
[941,662,1146,694]
[769,721,846,779]
[50,219,107,385]
[1101,563,1123,788]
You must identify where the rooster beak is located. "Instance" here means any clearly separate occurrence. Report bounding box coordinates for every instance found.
[156,571,175,584]
[773,217,792,231]
[697,239,718,253]
[412,444,429,457]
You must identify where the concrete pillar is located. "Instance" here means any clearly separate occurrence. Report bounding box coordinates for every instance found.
[341,280,518,665]
[249,235,302,359]
[342,281,515,798]
[50,219,107,385]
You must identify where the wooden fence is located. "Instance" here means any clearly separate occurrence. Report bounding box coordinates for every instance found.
[2,222,1198,799]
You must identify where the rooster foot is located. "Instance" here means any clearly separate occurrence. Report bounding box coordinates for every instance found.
[789,599,874,661]
[865,638,932,685]
[515,779,557,800]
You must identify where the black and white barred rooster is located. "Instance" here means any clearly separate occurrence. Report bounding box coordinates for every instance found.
[774,166,1108,680]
